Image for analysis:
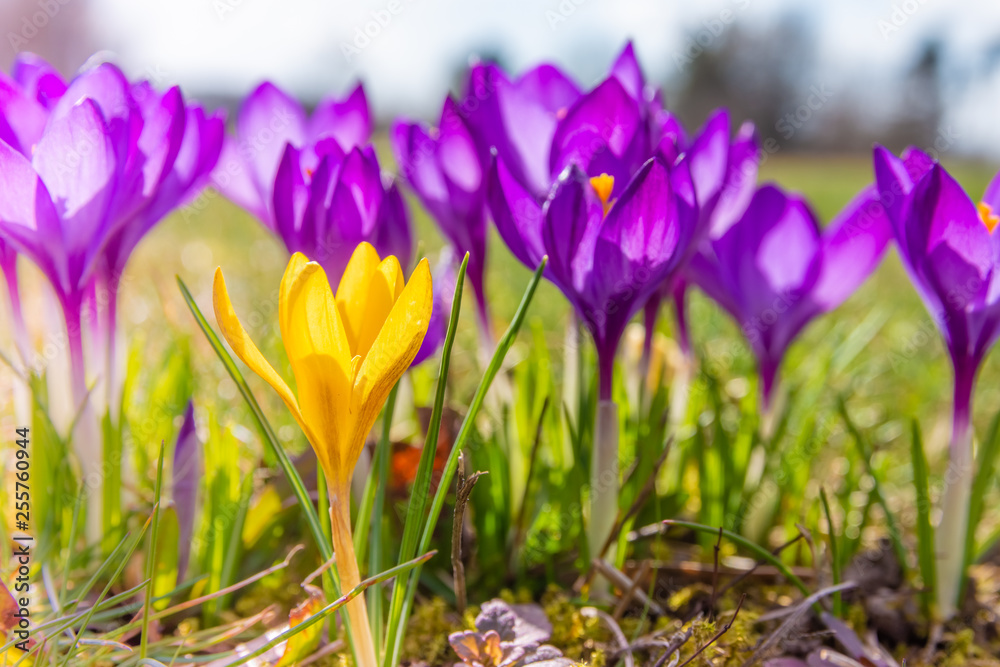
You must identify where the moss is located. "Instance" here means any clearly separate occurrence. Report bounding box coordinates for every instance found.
[401,597,460,666]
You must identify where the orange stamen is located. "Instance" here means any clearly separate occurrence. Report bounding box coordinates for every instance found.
[978,201,999,234]
[590,174,615,216]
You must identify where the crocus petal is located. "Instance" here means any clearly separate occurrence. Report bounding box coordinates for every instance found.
[686,109,730,213]
[412,248,456,366]
[352,257,432,468]
[213,137,269,224]
[12,52,66,107]
[238,82,307,199]
[213,267,311,440]
[278,251,313,342]
[0,138,67,292]
[32,99,117,270]
[0,74,48,154]
[487,153,546,270]
[811,185,892,311]
[373,182,414,273]
[283,261,353,479]
[608,41,644,101]
[709,121,759,237]
[309,83,371,150]
[334,241,384,350]
[542,165,602,295]
[172,400,200,582]
[549,77,641,187]
[352,255,406,362]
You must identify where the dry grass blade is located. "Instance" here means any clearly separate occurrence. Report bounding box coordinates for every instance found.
[582,607,635,667]
[452,452,486,615]
[741,582,857,666]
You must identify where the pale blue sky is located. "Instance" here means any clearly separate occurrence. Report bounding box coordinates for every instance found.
[6,0,1000,156]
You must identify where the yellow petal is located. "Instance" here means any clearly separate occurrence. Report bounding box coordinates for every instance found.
[348,258,433,467]
[283,263,354,481]
[335,242,381,354]
[279,252,312,342]
[213,267,311,441]
[352,255,406,362]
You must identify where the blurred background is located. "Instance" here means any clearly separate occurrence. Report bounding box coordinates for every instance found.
[4,0,1000,159]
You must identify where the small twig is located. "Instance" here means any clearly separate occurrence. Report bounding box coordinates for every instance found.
[677,594,745,667]
[650,626,694,667]
[452,452,485,615]
[709,526,724,613]
[592,559,666,616]
[613,561,651,620]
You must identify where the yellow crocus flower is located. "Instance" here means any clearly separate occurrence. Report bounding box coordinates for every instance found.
[213,242,432,667]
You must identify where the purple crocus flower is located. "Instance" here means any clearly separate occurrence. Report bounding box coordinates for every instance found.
[643,109,760,362]
[872,145,1000,617]
[0,56,223,402]
[271,141,412,284]
[392,99,491,334]
[687,183,892,409]
[212,81,371,230]
[489,154,698,400]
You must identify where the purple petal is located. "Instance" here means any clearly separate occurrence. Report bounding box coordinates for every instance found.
[32,99,117,271]
[608,41,644,101]
[686,108,731,214]
[709,121,760,238]
[212,136,270,225]
[549,77,642,189]
[373,181,413,273]
[329,146,384,241]
[0,139,67,292]
[811,185,892,311]
[412,248,456,366]
[272,144,310,256]
[486,153,546,271]
[541,165,602,296]
[236,82,307,206]
[0,74,48,155]
[173,400,200,583]
[309,82,371,150]
[12,52,67,107]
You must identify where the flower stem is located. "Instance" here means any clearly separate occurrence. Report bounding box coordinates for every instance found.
[63,292,103,544]
[936,360,977,620]
[330,483,377,667]
[589,398,619,591]
[1,256,32,368]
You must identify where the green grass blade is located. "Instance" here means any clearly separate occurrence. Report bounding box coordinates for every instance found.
[838,396,908,573]
[910,419,936,620]
[140,441,166,658]
[663,519,811,597]
[383,253,468,665]
[966,407,1000,574]
[385,258,547,667]
[819,488,842,617]
[58,515,152,666]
